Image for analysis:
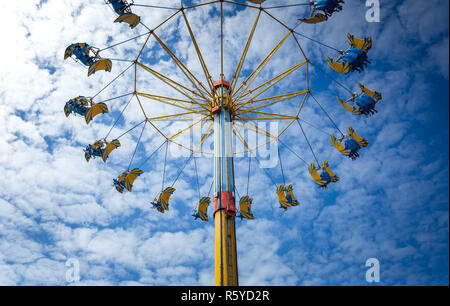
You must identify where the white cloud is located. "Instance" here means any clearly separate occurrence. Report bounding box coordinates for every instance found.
[0,0,448,286]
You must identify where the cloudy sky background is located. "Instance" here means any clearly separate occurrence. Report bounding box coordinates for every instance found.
[0,0,448,285]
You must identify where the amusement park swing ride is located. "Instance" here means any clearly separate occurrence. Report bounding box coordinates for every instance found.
[64,0,382,286]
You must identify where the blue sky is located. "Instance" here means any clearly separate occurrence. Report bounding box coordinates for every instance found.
[0,0,448,285]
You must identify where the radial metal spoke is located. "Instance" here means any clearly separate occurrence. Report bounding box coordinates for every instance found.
[153,33,213,101]
[230,9,262,91]
[136,62,210,112]
[237,111,298,120]
[184,0,220,10]
[133,4,180,10]
[235,90,309,114]
[263,3,310,10]
[167,116,210,141]
[135,9,182,60]
[137,92,209,112]
[182,10,218,100]
[232,31,291,100]
[220,0,224,82]
[138,97,207,118]
[193,123,214,153]
[147,111,207,122]
[234,120,278,140]
[234,60,307,104]
[232,124,273,155]
[100,32,150,52]
[223,0,257,9]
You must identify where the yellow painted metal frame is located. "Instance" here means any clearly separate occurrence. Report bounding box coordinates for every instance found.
[230,9,262,91]
[95,0,317,288]
[152,32,212,101]
[234,60,307,103]
[123,1,310,156]
[232,31,292,101]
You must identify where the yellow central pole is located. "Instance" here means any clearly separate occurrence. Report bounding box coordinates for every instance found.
[213,80,238,286]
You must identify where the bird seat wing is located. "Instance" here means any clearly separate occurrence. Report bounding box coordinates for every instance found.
[114,13,141,29]
[299,13,327,24]
[115,185,124,193]
[322,160,340,182]
[75,96,90,106]
[327,57,350,74]
[347,33,372,51]
[348,126,369,147]
[85,151,91,162]
[124,168,144,192]
[88,59,112,77]
[197,197,210,221]
[239,196,250,211]
[102,139,121,162]
[64,44,76,60]
[246,198,255,219]
[64,103,71,117]
[277,184,292,209]
[247,0,265,4]
[156,204,165,214]
[309,162,327,186]
[285,184,300,206]
[114,174,127,193]
[64,46,74,60]
[358,82,382,100]
[92,140,105,149]
[118,171,128,182]
[64,43,88,60]
[276,185,287,202]
[239,196,255,219]
[85,102,109,125]
[331,133,351,156]
[159,187,175,210]
[337,97,360,114]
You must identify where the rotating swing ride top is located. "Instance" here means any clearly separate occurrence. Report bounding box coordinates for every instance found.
[64,0,382,286]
